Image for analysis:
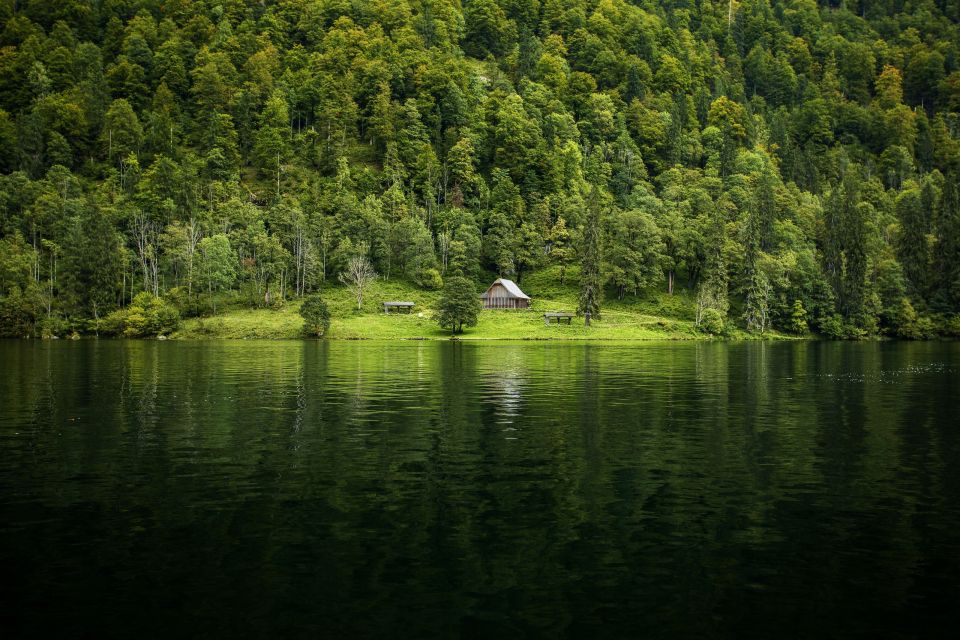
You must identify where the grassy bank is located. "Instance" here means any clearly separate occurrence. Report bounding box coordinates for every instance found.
[173,268,787,341]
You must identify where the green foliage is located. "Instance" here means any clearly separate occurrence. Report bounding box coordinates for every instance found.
[896,187,930,297]
[889,298,935,340]
[101,99,142,162]
[0,284,45,337]
[817,314,847,340]
[698,308,725,336]
[102,292,179,337]
[405,220,442,289]
[789,300,809,335]
[547,217,572,284]
[299,294,330,337]
[605,208,664,299]
[197,234,236,314]
[436,276,480,334]
[0,0,958,340]
[0,233,35,295]
[578,188,604,320]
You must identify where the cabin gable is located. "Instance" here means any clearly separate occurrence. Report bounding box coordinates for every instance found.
[480,278,530,309]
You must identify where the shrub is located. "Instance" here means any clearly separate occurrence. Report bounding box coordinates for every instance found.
[101,292,180,337]
[415,267,443,290]
[938,314,960,337]
[889,297,935,339]
[817,313,845,339]
[788,299,809,335]
[0,286,43,337]
[698,308,725,335]
[39,315,72,339]
[163,286,192,314]
[299,294,331,337]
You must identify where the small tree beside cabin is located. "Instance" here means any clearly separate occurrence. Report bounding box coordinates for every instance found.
[437,276,481,334]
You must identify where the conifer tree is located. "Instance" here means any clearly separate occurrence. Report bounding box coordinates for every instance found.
[578,187,604,321]
[934,175,960,311]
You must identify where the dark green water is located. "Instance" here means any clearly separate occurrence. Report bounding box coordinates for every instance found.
[1,340,959,639]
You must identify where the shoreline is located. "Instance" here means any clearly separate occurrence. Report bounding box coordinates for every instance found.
[17,332,800,342]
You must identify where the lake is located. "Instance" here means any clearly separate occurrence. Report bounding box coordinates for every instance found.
[1,340,959,638]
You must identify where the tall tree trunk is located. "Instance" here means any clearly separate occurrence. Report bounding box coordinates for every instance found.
[186,217,201,298]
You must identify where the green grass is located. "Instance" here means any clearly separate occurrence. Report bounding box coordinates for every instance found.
[173,267,791,341]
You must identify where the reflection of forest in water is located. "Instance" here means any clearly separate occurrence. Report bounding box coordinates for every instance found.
[1,341,959,638]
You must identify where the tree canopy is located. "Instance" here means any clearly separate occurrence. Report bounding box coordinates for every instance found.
[2,0,960,338]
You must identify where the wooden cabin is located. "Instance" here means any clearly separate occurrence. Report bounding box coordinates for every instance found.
[480,278,531,309]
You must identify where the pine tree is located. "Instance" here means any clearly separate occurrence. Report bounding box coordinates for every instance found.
[548,216,572,284]
[934,175,960,311]
[578,187,604,321]
[742,164,775,332]
[896,188,928,299]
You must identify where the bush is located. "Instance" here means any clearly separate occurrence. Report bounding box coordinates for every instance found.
[163,286,193,315]
[817,313,845,339]
[938,314,960,337]
[415,267,443,290]
[101,292,180,337]
[698,308,725,335]
[0,286,42,337]
[890,297,935,340]
[299,293,331,337]
[788,299,809,335]
[40,315,72,339]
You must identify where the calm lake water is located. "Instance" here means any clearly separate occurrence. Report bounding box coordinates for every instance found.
[1,340,959,639]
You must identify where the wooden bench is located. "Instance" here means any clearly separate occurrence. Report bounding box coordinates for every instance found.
[383,301,415,314]
[544,312,575,325]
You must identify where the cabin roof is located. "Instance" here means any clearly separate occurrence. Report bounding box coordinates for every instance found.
[480,278,530,299]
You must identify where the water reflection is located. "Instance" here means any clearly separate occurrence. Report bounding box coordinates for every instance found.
[0,340,959,638]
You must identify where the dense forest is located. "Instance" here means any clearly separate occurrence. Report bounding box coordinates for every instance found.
[1,0,959,338]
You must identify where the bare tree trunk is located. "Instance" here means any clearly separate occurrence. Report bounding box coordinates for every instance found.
[438,230,450,275]
[151,256,159,296]
[46,248,55,319]
[209,277,216,315]
[32,226,39,282]
[186,217,201,298]
[132,210,159,295]
[294,225,305,296]
[340,254,377,311]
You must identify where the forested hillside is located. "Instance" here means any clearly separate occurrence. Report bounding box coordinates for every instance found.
[1,0,959,338]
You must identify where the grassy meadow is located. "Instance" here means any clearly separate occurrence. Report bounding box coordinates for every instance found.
[173,267,787,341]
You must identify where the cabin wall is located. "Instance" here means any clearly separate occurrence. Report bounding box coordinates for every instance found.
[482,284,529,309]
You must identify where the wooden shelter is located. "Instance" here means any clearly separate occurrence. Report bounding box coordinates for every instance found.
[480,278,530,309]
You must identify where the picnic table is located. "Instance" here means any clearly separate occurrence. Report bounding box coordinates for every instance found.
[543,312,575,325]
[383,301,415,314]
